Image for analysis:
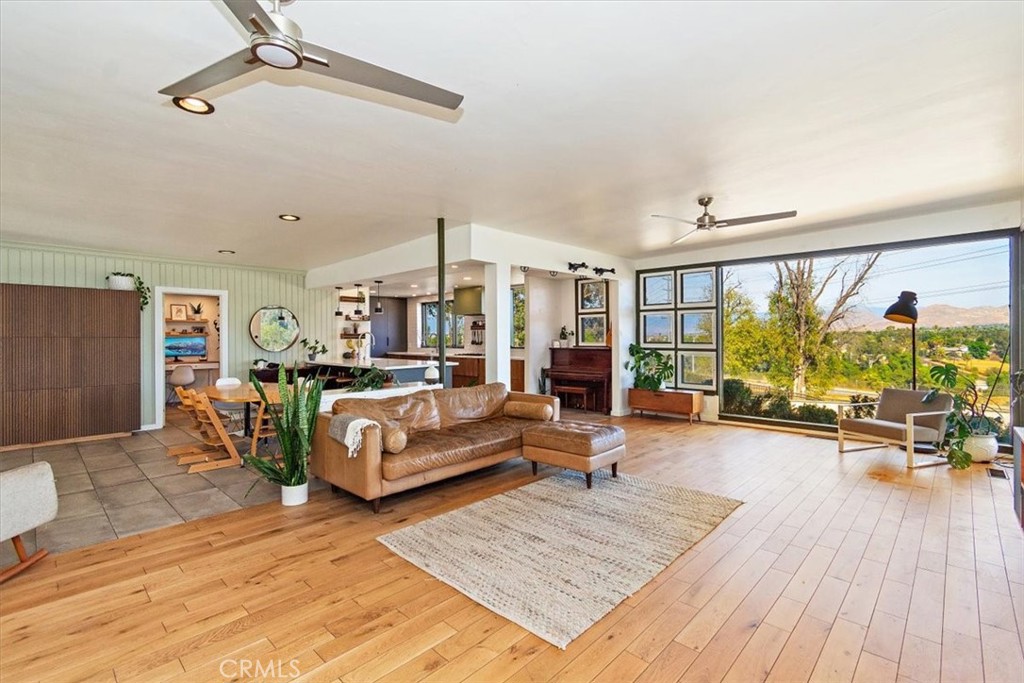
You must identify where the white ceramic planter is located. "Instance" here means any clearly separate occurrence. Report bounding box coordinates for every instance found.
[281,482,309,506]
[107,275,134,291]
[964,434,999,463]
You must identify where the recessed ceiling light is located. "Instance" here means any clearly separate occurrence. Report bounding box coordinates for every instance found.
[451,265,459,269]
[172,96,214,115]
[218,249,236,255]
[278,214,300,222]
[410,284,418,288]
[462,276,472,281]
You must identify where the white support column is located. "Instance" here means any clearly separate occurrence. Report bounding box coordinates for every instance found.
[484,262,512,386]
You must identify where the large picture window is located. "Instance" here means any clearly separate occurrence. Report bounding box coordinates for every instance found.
[420,300,464,348]
[720,236,1013,437]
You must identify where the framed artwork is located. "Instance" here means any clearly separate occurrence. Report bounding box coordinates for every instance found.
[640,271,674,309]
[679,310,715,347]
[678,267,716,307]
[577,280,607,313]
[677,351,717,390]
[641,312,674,348]
[577,314,607,346]
[169,304,187,321]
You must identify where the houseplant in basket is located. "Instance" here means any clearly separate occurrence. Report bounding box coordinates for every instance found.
[243,366,325,505]
[926,363,1002,468]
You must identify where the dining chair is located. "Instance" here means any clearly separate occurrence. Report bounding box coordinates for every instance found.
[213,377,246,433]
[166,365,195,404]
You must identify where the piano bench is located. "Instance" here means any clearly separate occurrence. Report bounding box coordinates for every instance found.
[522,421,626,489]
[553,385,594,412]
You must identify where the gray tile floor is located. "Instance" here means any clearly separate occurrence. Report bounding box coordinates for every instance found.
[0,413,326,566]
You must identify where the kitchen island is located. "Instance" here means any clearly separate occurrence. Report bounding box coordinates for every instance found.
[308,357,457,386]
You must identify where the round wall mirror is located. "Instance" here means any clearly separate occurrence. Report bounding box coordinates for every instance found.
[249,306,300,352]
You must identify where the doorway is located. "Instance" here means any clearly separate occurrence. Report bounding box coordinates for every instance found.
[153,286,229,428]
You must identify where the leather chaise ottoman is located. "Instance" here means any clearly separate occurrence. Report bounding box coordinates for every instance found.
[522,421,626,488]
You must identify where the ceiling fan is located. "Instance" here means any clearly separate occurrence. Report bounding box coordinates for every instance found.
[158,0,464,111]
[653,196,797,244]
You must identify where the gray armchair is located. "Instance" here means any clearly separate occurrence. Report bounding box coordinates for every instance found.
[838,388,953,469]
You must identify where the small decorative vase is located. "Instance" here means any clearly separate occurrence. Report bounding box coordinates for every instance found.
[281,482,308,506]
[424,363,440,385]
[107,275,134,291]
[308,353,317,361]
[964,434,999,463]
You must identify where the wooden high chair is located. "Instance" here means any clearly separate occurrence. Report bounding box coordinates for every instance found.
[166,387,223,461]
[178,391,248,474]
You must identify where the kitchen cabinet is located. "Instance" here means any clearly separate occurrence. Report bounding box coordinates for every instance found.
[511,359,525,392]
[370,297,407,357]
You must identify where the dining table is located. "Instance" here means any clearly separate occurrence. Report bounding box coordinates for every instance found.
[198,383,281,437]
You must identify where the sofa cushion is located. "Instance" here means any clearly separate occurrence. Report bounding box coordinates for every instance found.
[434,382,509,428]
[504,400,553,421]
[331,390,440,434]
[381,416,533,480]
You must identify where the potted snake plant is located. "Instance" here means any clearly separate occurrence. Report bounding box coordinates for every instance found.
[244,366,325,505]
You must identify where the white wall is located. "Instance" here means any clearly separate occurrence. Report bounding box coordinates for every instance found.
[524,275,563,394]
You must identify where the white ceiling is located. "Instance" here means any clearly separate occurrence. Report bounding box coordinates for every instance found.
[1,1,1021,271]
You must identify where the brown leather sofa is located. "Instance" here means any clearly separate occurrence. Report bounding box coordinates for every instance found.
[310,382,560,511]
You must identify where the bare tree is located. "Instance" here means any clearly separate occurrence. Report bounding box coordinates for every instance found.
[771,253,881,395]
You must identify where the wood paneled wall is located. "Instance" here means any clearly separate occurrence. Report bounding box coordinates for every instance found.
[1,243,336,426]
[0,284,140,446]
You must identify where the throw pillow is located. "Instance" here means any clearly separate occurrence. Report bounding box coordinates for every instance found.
[504,401,553,421]
[379,418,407,454]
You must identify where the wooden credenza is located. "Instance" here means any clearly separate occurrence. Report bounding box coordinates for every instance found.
[629,388,703,423]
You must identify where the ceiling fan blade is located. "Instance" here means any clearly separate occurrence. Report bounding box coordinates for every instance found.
[715,210,797,228]
[221,0,285,38]
[298,40,464,110]
[671,228,700,245]
[651,214,697,225]
[158,48,265,97]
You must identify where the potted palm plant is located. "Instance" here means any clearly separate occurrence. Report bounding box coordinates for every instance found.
[244,366,325,505]
[926,363,1002,468]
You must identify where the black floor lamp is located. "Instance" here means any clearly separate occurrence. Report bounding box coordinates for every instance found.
[883,290,919,390]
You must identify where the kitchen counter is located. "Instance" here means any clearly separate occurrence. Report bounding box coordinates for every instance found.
[309,357,458,370]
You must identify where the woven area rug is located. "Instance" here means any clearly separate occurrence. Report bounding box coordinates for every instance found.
[377,470,742,648]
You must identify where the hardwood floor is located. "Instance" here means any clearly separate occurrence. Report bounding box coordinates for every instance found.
[1,417,1022,682]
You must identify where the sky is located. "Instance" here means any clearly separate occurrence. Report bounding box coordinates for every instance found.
[728,237,1011,315]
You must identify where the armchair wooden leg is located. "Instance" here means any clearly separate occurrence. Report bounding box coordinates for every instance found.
[0,535,49,584]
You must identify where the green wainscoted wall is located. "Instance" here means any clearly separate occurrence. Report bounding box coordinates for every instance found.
[0,242,335,427]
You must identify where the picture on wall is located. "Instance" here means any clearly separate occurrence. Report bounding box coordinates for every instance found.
[169,304,187,321]
[578,314,607,346]
[678,351,716,389]
[577,280,607,313]
[678,268,716,307]
[641,312,674,348]
[679,310,715,347]
[640,271,673,308]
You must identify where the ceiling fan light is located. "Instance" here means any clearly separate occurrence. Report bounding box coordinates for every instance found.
[171,96,214,115]
[252,40,302,69]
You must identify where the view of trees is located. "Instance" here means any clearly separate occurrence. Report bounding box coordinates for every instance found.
[721,241,1013,434]
[511,286,526,347]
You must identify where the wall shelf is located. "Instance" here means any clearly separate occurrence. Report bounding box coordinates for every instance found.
[166,332,209,337]
[164,318,209,323]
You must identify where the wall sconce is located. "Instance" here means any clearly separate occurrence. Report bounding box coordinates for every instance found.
[592,267,616,277]
[567,261,589,273]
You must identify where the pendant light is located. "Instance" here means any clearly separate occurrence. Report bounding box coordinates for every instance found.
[353,284,364,316]
[373,280,384,314]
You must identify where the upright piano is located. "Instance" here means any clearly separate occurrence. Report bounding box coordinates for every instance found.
[545,347,612,414]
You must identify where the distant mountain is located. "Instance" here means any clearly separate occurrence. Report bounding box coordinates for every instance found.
[836,304,1009,331]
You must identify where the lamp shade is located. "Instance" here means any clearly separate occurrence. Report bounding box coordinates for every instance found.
[883,291,918,325]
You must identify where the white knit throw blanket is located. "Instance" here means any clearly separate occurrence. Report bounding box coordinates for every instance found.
[327,415,378,457]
